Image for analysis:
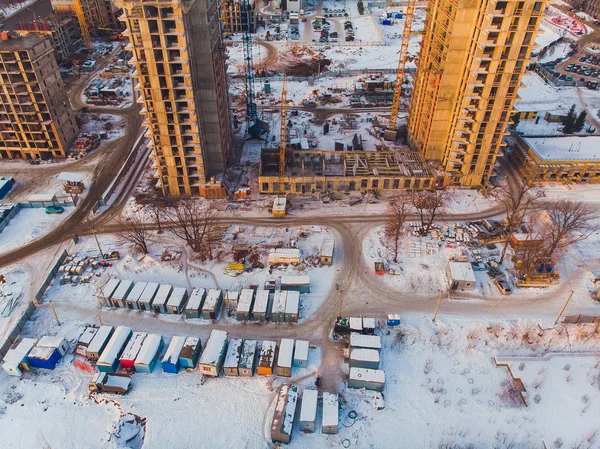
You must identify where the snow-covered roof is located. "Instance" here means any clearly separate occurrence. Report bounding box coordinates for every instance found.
[179,337,200,359]
[363,317,376,330]
[349,367,386,384]
[162,336,186,365]
[199,330,228,366]
[112,280,133,300]
[268,248,300,262]
[166,287,187,308]
[299,389,318,423]
[3,338,37,363]
[77,326,98,347]
[522,136,600,162]
[239,340,256,369]
[101,279,120,299]
[350,348,380,363]
[237,289,254,313]
[37,336,66,349]
[350,333,382,350]
[349,317,363,331]
[97,326,131,365]
[57,172,85,183]
[153,284,173,307]
[273,291,287,314]
[224,338,243,368]
[273,197,287,212]
[321,238,334,257]
[186,288,206,310]
[127,281,147,302]
[27,345,57,361]
[283,385,298,434]
[203,289,222,311]
[139,282,159,304]
[322,393,339,427]
[253,290,270,313]
[259,341,277,367]
[294,339,309,362]
[29,193,56,202]
[87,326,113,354]
[447,261,476,283]
[98,373,131,390]
[120,332,147,362]
[284,291,299,315]
[135,334,162,366]
[280,275,310,285]
[277,338,295,368]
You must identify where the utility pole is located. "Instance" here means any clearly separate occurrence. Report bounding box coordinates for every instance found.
[49,301,61,326]
[432,291,443,322]
[92,228,103,257]
[554,290,574,325]
[339,289,344,318]
[225,289,230,317]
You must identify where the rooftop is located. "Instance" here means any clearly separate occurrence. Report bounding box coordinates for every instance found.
[0,34,48,52]
[522,136,600,162]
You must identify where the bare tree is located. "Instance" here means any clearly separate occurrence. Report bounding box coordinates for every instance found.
[119,212,152,255]
[542,199,597,259]
[498,180,538,263]
[385,195,410,262]
[411,190,447,235]
[513,211,547,278]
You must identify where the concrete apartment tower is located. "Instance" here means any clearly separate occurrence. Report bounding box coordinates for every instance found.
[51,0,111,29]
[0,34,79,160]
[116,0,232,196]
[409,0,546,187]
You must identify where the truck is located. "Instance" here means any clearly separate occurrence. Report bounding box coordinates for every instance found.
[88,372,131,394]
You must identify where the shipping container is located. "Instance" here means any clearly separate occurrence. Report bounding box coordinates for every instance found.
[85,325,114,361]
[2,338,37,377]
[349,333,382,352]
[280,275,310,293]
[298,388,318,433]
[119,332,147,369]
[349,348,380,370]
[161,336,187,374]
[270,384,298,444]
[202,289,223,320]
[134,334,163,373]
[349,317,363,333]
[137,282,159,311]
[322,392,339,434]
[238,339,257,377]
[236,289,255,321]
[293,339,309,368]
[284,291,300,323]
[97,326,132,372]
[198,330,228,377]
[276,338,294,377]
[271,291,287,322]
[124,281,147,310]
[28,337,68,370]
[111,280,134,308]
[251,290,271,321]
[362,317,376,335]
[184,288,206,318]
[320,238,334,266]
[257,340,277,376]
[37,336,69,356]
[166,287,188,314]
[75,326,98,356]
[348,367,385,392]
[98,278,120,307]
[178,336,202,368]
[223,338,243,376]
[152,284,173,313]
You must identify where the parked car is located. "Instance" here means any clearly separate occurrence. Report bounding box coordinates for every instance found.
[494,279,512,295]
[45,205,64,214]
[0,24,4,29]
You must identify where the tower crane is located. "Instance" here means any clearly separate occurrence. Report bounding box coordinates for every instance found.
[384,0,417,141]
[272,75,288,216]
[74,0,92,49]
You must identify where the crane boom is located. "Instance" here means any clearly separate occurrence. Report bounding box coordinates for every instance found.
[388,0,416,133]
[74,0,92,49]
[279,75,288,194]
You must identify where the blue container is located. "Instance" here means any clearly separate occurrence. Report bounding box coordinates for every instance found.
[395,13,403,19]
[382,19,392,25]
[0,179,13,200]
[28,347,62,370]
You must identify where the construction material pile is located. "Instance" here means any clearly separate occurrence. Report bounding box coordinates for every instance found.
[279,46,331,77]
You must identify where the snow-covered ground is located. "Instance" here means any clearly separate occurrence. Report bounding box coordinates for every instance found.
[0,0,35,19]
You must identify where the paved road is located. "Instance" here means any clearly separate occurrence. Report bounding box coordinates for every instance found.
[0,0,53,31]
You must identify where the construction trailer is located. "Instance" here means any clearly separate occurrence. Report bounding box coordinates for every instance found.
[152,284,173,313]
[202,289,223,320]
[268,248,301,265]
[320,238,335,266]
[293,339,309,368]
[75,325,98,357]
[2,338,37,377]
[119,332,147,370]
[349,348,380,370]
[362,317,376,335]
[179,337,202,369]
[272,197,287,217]
[387,314,401,326]
[236,289,255,321]
[85,325,114,361]
[284,290,300,323]
[270,384,299,444]
[257,340,277,376]
[184,288,206,318]
[280,275,310,293]
[110,279,134,308]
[350,333,382,353]
[322,392,339,434]
[98,278,120,307]
[348,367,386,392]
[252,290,272,321]
[276,338,295,377]
[161,336,187,374]
[223,338,243,376]
[96,326,132,372]
[124,281,147,310]
[27,337,69,370]
[271,290,287,322]
[298,388,318,433]
[238,339,257,377]
[198,330,228,377]
[134,334,163,373]
[446,261,477,291]
[166,287,188,314]
[349,317,363,333]
[137,282,159,311]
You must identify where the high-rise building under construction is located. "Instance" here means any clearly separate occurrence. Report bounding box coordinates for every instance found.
[116,0,232,196]
[409,0,546,187]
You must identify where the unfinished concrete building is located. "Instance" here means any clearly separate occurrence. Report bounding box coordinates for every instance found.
[0,34,79,160]
[50,0,111,30]
[16,14,83,62]
[117,0,232,196]
[409,0,546,187]
[222,0,257,33]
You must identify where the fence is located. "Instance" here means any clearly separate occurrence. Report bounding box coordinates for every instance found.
[232,67,413,84]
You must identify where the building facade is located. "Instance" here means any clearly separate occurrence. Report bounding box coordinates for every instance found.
[222,0,257,33]
[564,0,600,19]
[51,0,111,30]
[116,0,232,196]
[0,35,79,160]
[409,0,546,187]
[16,14,83,62]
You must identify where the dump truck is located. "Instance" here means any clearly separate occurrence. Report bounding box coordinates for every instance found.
[88,372,131,394]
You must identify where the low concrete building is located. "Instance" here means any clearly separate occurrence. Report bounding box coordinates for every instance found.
[446,261,476,291]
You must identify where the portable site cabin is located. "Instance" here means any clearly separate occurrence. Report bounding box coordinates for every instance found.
[293,339,309,368]
[236,289,255,321]
[446,261,476,291]
[276,338,295,377]
[184,288,206,318]
[268,248,301,265]
[284,291,300,323]
[178,337,202,368]
[165,287,188,314]
[75,326,98,357]
[348,367,386,392]
[362,317,376,335]
[97,326,132,372]
[270,384,299,444]
[119,332,147,369]
[349,348,380,370]
[152,284,173,314]
[350,333,382,353]
[137,282,159,311]
[198,330,228,377]
[85,325,114,361]
[257,340,277,376]
[386,314,401,327]
[299,388,318,433]
[349,317,363,333]
[98,278,120,307]
[134,334,163,373]
[37,336,69,357]
[27,336,69,370]
[202,289,223,320]
[322,392,339,434]
[111,280,134,308]
[223,338,243,376]
[271,291,287,322]
[124,281,147,310]
[320,238,335,266]
[2,338,37,377]
[252,290,271,321]
[161,336,187,374]
[280,275,310,293]
[238,339,257,377]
